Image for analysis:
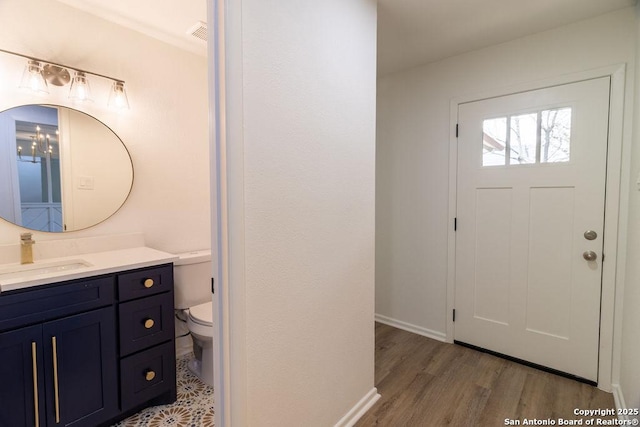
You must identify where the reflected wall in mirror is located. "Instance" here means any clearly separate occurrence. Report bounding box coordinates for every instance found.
[0,105,133,232]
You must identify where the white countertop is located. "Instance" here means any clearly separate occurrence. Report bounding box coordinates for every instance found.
[0,246,177,293]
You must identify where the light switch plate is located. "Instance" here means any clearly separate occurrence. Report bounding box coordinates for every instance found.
[78,176,94,190]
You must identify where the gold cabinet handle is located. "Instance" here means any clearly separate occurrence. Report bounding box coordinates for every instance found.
[143,278,154,288]
[144,318,155,329]
[145,370,156,381]
[52,336,60,424]
[31,342,40,427]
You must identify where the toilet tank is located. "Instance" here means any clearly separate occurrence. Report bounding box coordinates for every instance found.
[173,250,212,310]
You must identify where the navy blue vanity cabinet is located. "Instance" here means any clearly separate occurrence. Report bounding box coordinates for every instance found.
[0,263,177,427]
[0,325,45,427]
[0,276,118,427]
[117,264,177,412]
[42,307,118,427]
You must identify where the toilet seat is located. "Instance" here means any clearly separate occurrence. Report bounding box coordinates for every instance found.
[189,301,213,325]
[187,301,213,339]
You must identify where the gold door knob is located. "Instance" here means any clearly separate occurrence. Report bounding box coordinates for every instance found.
[145,370,156,381]
[144,318,155,329]
[144,278,154,288]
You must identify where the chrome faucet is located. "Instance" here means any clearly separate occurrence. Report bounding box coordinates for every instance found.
[20,233,35,264]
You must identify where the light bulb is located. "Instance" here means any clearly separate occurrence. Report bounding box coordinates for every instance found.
[29,75,40,91]
[69,71,93,102]
[19,60,49,94]
[108,81,129,110]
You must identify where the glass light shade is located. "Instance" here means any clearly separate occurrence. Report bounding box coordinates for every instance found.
[108,81,129,110]
[19,60,49,94]
[68,72,93,102]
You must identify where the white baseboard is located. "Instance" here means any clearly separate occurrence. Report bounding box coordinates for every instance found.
[334,387,380,427]
[375,314,447,342]
[612,383,630,422]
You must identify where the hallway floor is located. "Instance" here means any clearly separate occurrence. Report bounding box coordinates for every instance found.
[356,323,615,426]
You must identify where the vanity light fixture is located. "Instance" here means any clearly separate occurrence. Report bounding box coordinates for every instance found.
[108,81,129,110]
[69,71,93,102]
[19,60,49,94]
[1,48,129,110]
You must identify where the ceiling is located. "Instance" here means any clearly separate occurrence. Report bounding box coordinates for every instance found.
[55,0,635,75]
[55,0,207,56]
[377,0,636,75]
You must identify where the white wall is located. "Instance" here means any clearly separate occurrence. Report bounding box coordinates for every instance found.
[0,0,209,253]
[223,0,378,425]
[377,8,636,339]
[619,4,640,413]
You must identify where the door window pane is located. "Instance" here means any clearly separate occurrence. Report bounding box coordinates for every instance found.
[541,108,571,163]
[481,107,572,168]
[482,117,507,166]
[509,113,537,165]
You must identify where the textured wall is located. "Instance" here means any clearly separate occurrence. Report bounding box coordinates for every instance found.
[619,3,640,414]
[223,0,378,425]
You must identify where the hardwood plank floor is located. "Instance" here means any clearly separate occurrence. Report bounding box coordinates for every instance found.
[356,323,615,426]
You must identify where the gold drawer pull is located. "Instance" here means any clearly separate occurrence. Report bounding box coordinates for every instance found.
[31,342,40,427]
[143,278,154,288]
[145,370,156,381]
[144,318,155,329]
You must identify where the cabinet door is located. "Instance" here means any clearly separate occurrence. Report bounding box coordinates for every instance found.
[0,325,45,427]
[42,307,118,427]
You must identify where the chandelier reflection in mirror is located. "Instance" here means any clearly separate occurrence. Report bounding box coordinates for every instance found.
[17,123,58,163]
[2,48,129,110]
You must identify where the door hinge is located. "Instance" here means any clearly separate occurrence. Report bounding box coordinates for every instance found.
[211,277,215,294]
[454,217,457,231]
[453,309,456,322]
[455,124,459,138]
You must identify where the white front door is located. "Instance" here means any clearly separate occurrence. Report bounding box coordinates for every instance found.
[454,77,611,382]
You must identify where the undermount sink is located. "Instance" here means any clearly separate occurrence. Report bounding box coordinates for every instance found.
[0,259,92,280]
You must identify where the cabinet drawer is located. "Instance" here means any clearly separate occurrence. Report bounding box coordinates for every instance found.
[120,341,176,411]
[0,276,114,332]
[118,264,173,301]
[119,292,174,356]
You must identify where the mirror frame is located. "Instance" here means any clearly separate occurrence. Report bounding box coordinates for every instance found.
[0,103,134,233]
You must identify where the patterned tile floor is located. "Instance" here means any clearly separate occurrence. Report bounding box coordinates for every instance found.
[113,354,215,427]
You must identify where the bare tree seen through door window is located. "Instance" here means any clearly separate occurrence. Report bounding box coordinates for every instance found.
[482,107,571,167]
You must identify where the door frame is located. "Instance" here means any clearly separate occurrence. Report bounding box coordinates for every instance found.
[446,64,629,391]
[207,0,229,425]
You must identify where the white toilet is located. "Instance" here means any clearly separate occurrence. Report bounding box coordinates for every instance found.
[173,250,214,387]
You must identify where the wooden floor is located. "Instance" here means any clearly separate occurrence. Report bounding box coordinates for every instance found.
[356,323,615,426]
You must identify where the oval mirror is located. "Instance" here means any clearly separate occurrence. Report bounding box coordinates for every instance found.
[0,104,133,232]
